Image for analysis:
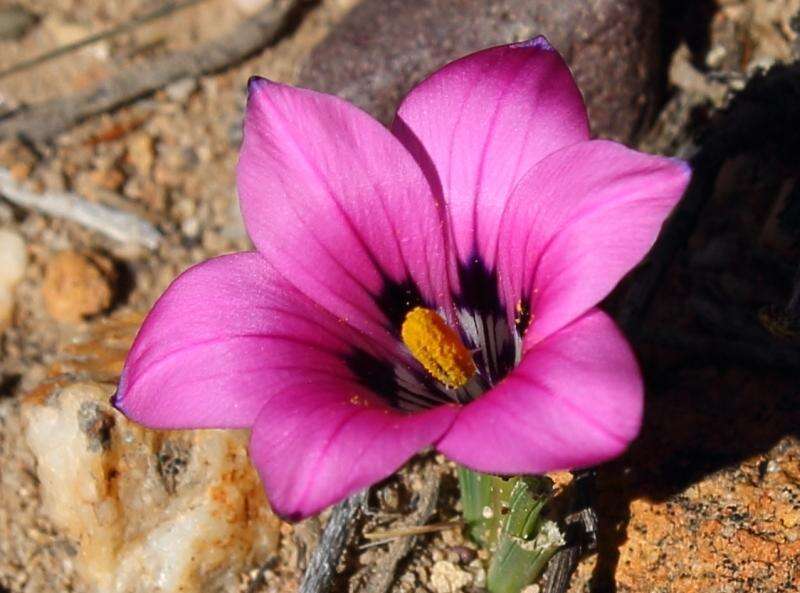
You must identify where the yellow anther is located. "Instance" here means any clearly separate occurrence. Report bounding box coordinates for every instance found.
[400,307,477,389]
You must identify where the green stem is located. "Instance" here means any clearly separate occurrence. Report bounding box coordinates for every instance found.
[457,466,563,593]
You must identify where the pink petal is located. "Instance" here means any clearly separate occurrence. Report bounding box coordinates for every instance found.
[238,78,451,337]
[437,309,642,474]
[497,140,691,344]
[116,252,370,429]
[250,383,457,520]
[392,37,589,269]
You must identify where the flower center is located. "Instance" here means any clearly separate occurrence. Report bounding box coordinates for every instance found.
[400,306,477,389]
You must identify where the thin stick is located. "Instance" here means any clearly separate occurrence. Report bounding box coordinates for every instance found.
[358,537,399,550]
[299,490,368,593]
[0,0,209,80]
[0,168,161,248]
[0,0,301,143]
[362,520,461,541]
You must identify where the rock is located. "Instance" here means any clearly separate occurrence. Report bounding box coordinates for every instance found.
[670,43,729,106]
[181,216,201,239]
[429,560,473,593]
[609,436,800,593]
[89,166,126,192]
[126,132,155,178]
[165,77,199,103]
[42,251,116,323]
[0,228,26,289]
[20,313,282,593]
[0,228,26,328]
[0,140,37,181]
[0,5,38,41]
[23,382,280,593]
[298,0,661,142]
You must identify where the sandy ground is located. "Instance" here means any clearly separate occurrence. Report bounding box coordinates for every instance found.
[1,1,799,592]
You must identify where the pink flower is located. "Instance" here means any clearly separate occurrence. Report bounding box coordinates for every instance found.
[115,38,690,520]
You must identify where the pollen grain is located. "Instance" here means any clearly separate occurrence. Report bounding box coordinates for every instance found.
[400,306,476,389]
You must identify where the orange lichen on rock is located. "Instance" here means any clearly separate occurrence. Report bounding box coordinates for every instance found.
[612,437,800,593]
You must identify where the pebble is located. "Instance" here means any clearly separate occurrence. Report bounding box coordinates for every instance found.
[0,141,37,181]
[126,132,155,178]
[0,228,27,287]
[165,78,199,103]
[299,0,662,142]
[42,251,116,323]
[180,217,201,239]
[448,545,477,564]
[88,167,126,192]
[0,228,27,328]
[429,560,473,593]
[472,565,487,588]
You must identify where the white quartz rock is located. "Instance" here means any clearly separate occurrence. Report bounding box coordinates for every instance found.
[23,382,281,593]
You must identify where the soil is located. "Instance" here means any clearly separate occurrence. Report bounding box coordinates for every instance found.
[1,1,799,592]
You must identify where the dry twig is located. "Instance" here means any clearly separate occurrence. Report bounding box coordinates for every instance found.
[0,0,301,143]
[299,490,368,593]
[362,519,459,541]
[0,0,209,80]
[0,168,161,248]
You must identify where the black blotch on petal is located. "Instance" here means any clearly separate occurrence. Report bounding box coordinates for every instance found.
[456,255,517,383]
[456,256,504,317]
[345,348,399,408]
[374,276,424,332]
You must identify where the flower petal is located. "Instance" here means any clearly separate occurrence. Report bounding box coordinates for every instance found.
[437,309,642,474]
[116,252,370,429]
[392,37,589,269]
[250,383,457,520]
[238,78,451,336]
[497,140,691,344]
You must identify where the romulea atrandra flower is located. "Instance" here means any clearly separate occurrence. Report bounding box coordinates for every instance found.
[114,37,690,521]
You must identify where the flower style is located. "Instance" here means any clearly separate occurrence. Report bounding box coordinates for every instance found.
[115,37,690,520]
